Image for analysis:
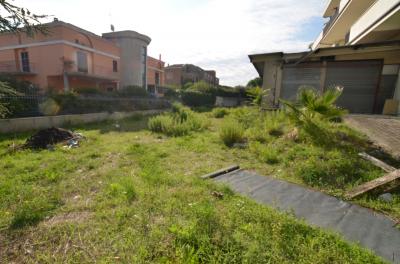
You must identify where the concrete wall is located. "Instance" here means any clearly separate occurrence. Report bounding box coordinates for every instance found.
[262,58,282,107]
[215,96,241,107]
[103,31,151,88]
[0,110,164,134]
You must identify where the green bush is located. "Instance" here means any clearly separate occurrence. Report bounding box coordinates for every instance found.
[148,103,208,136]
[148,115,174,133]
[250,142,280,164]
[246,86,267,106]
[74,87,102,95]
[181,90,215,107]
[187,81,215,94]
[219,119,245,147]
[118,85,149,97]
[0,80,20,118]
[0,74,39,118]
[295,149,376,189]
[264,111,286,137]
[280,86,348,127]
[212,108,229,118]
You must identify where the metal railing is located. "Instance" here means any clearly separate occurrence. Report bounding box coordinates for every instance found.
[0,61,37,74]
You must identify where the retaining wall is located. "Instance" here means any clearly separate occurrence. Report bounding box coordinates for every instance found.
[0,110,164,134]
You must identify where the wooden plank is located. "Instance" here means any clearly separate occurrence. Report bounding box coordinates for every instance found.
[359,152,396,173]
[345,170,400,199]
[201,165,240,180]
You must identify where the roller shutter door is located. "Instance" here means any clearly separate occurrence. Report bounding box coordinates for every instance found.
[281,64,321,101]
[325,60,382,114]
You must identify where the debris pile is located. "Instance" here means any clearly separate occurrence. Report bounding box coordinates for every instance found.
[24,127,79,149]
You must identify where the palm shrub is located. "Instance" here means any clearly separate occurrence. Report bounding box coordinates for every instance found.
[280,86,347,126]
[246,86,267,107]
[219,119,245,147]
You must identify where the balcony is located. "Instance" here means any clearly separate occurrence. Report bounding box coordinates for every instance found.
[348,0,400,45]
[0,61,37,75]
[66,65,119,81]
[323,8,340,36]
[312,0,376,50]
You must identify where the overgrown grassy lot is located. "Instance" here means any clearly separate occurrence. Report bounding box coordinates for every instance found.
[0,108,397,263]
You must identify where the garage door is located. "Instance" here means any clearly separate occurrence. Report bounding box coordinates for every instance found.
[281,64,321,101]
[325,60,382,114]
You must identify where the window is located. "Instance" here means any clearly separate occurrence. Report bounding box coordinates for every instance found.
[155,72,160,86]
[141,46,147,88]
[77,51,88,73]
[20,52,30,72]
[113,60,118,72]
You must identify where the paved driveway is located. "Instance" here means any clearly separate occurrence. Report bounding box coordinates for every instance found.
[345,115,400,159]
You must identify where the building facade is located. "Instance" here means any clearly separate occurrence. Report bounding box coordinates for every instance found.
[0,20,151,92]
[102,30,151,89]
[250,0,400,115]
[312,0,400,50]
[165,64,219,87]
[147,55,165,87]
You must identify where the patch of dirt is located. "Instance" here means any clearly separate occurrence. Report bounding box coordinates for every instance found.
[24,127,75,149]
[43,211,92,227]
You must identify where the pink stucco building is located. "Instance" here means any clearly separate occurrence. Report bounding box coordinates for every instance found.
[0,20,152,93]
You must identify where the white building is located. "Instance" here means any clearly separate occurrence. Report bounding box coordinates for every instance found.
[249,0,400,115]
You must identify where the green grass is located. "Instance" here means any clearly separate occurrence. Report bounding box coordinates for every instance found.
[0,110,394,263]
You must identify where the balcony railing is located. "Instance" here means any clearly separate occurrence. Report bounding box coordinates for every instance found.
[0,61,37,74]
[66,64,119,80]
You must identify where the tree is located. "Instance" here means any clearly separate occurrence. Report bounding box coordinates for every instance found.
[0,0,47,36]
[247,77,263,88]
[0,81,20,117]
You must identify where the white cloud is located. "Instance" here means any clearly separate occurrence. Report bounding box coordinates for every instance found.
[16,0,327,86]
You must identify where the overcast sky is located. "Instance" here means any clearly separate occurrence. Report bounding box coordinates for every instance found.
[17,0,328,86]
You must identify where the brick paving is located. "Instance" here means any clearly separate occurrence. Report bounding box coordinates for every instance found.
[345,115,400,159]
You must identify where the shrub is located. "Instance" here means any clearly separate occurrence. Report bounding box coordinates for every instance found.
[246,86,267,107]
[219,119,245,147]
[295,149,376,189]
[0,80,20,117]
[187,81,215,94]
[148,115,173,133]
[212,108,229,118]
[74,87,102,95]
[264,111,286,137]
[250,142,280,164]
[0,75,39,118]
[118,85,149,97]
[280,86,348,126]
[181,90,215,107]
[230,107,260,129]
[148,103,208,137]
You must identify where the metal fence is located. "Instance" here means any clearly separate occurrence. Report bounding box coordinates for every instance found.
[0,92,170,119]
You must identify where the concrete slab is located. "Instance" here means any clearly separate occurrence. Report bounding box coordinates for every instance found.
[345,115,400,159]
